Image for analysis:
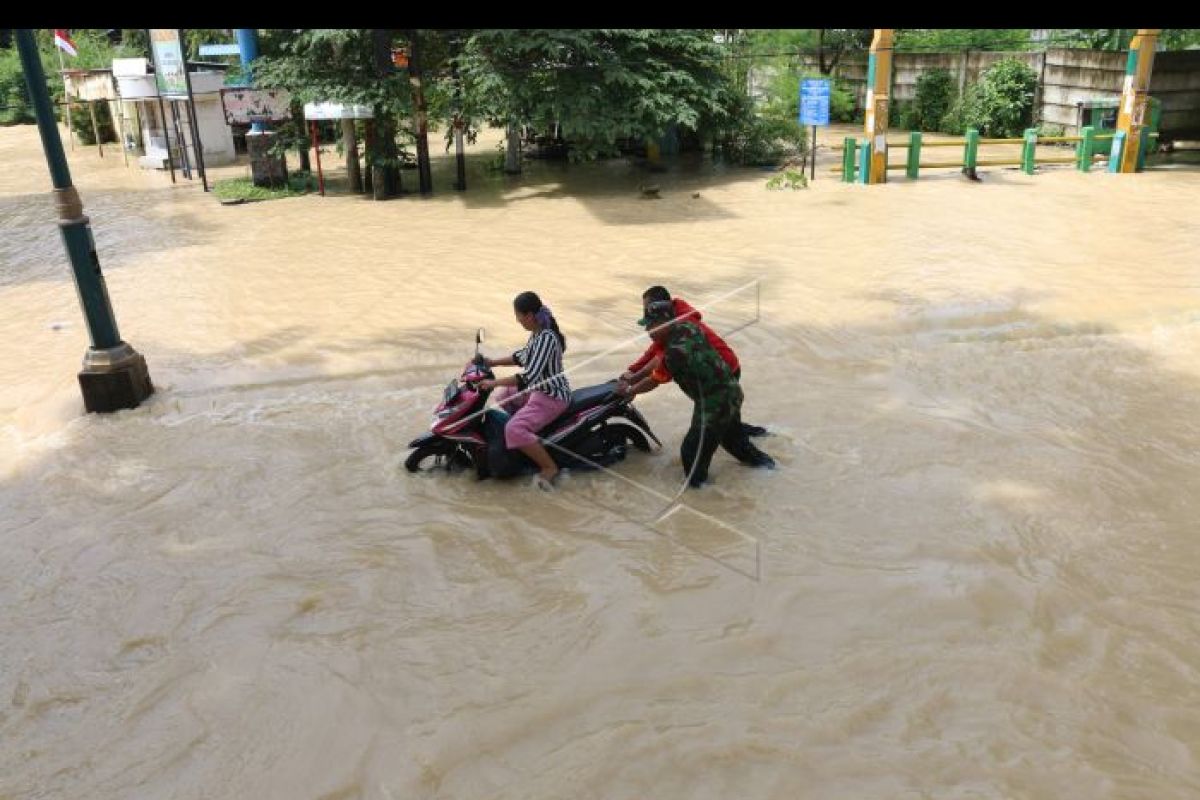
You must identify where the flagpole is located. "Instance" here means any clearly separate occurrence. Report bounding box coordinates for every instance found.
[57,40,74,151]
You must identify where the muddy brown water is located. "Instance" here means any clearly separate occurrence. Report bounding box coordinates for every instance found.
[2,123,1200,799]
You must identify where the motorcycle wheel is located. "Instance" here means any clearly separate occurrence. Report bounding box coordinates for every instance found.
[606,422,652,453]
[405,442,470,473]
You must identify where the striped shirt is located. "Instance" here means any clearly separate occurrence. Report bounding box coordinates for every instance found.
[513,329,571,402]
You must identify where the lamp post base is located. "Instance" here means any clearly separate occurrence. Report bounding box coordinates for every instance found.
[78,342,154,413]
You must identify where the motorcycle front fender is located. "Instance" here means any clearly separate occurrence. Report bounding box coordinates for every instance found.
[408,431,439,449]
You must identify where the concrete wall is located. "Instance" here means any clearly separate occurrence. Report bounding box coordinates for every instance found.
[1039,49,1125,131]
[1151,50,1200,140]
[134,94,236,170]
[773,47,1200,140]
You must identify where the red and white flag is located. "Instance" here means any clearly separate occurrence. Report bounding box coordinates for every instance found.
[53,29,78,57]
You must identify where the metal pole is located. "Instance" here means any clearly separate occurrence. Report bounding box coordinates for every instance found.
[156,93,177,184]
[169,100,192,179]
[15,29,153,413]
[182,98,208,191]
[810,125,817,181]
[179,31,209,192]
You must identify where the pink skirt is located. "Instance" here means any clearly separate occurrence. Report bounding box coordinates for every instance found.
[495,385,570,449]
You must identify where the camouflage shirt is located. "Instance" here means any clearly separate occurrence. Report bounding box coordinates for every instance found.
[662,321,743,426]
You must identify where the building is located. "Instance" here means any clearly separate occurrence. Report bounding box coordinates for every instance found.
[64,58,238,171]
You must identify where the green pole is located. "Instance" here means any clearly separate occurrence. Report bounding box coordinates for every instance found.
[1078,125,1095,172]
[906,130,921,179]
[1022,128,1038,175]
[16,29,153,413]
[963,128,980,179]
[858,139,872,185]
[842,136,856,182]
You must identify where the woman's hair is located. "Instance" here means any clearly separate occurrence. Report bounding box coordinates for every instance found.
[514,291,566,352]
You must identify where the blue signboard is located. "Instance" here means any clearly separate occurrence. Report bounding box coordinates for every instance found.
[800,78,831,127]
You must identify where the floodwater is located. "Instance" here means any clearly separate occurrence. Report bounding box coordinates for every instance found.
[2,122,1200,800]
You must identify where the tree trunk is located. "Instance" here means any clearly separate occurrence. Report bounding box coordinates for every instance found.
[292,103,311,171]
[368,31,400,198]
[505,122,521,174]
[454,118,466,190]
[342,119,363,193]
[363,120,374,195]
[407,29,433,195]
[372,111,401,199]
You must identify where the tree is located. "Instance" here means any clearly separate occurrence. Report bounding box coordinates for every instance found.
[1046,29,1200,51]
[255,29,414,196]
[948,58,1038,137]
[895,30,1031,51]
[817,29,871,75]
[455,29,731,163]
[911,68,955,131]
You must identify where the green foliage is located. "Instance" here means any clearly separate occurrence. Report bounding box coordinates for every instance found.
[256,30,412,113]
[456,29,731,160]
[944,58,1038,137]
[0,47,35,125]
[68,100,117,144]
[1,30,147,127]
[829,82,857,122]
[911,68,955,132]
[896,29,1031,51]
[714,85,806,167]
[255,29,415,190]
[815,29,873,74]
[118,30,149,57]
[766,168,807,190]
[1039,29,1199,51]
[182,29,235,60]
[213,171,314,202]
[762,68,856,131]
[890,100,916,132]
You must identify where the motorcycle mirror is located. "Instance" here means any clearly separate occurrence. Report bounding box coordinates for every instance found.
[474,327,485,355]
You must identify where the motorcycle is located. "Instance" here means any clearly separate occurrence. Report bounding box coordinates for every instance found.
[405,329,661,479]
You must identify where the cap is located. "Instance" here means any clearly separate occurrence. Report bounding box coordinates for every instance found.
[638,299,674,327]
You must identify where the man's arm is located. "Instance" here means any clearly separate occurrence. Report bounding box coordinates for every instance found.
[622,345,660,381]
[627,354,662,383]
[620,375,660,398]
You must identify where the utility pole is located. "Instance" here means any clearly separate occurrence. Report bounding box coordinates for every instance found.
[16,29,153,413]
[864,29,895,184]
[1116,29,1161,173]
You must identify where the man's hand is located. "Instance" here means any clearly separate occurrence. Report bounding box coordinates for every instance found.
[478,378,497,391]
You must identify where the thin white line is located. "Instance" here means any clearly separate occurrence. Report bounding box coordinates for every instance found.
[454,278,765,432]
[541,436,762,582]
